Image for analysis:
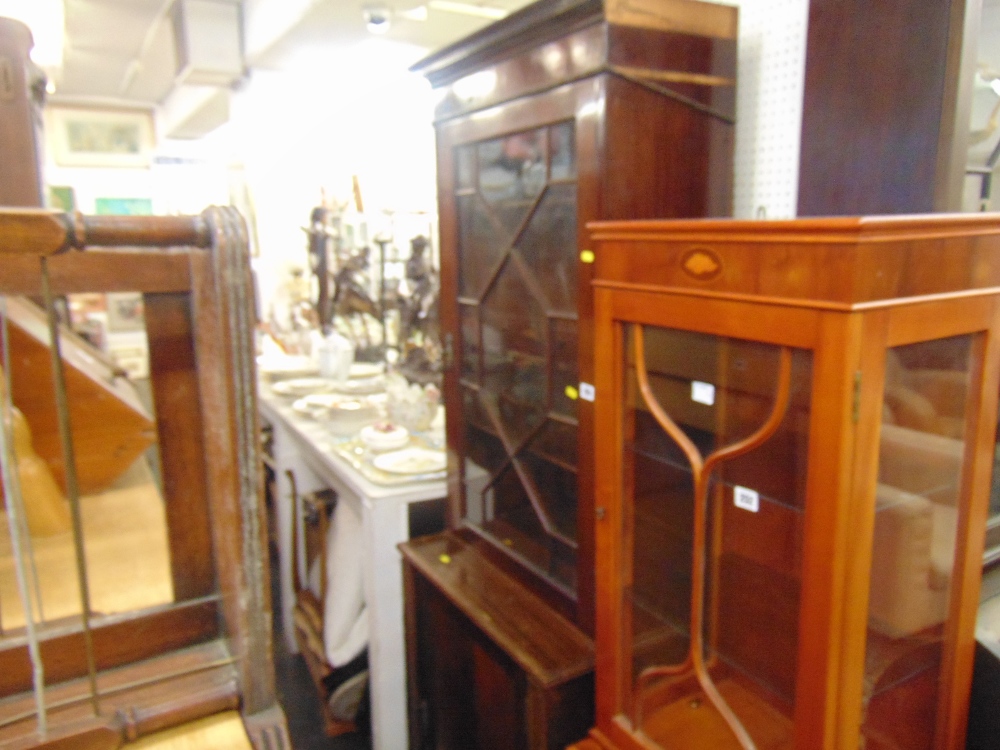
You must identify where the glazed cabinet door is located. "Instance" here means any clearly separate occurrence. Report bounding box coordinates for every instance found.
[854,310,999,750]
[452,121,582,592]
[604,320,814,749]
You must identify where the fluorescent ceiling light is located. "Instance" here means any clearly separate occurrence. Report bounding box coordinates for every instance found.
[0,0,64,68]
[428,1,508,20]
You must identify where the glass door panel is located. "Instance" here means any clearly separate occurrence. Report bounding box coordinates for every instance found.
[457,122,579,591]
[861,335,974,749]
[623,324,812,749]
[0,294,174,635]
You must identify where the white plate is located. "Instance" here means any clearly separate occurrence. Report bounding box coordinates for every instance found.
[350,363,385,379]
[372,447,446,475]
[333,376,385,396]
[272,377,336,397]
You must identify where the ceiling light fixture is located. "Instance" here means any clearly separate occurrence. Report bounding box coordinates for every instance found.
[362,4,393,34]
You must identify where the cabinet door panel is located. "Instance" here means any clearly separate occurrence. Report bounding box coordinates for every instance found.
[862,335,975,750]
[622,324,812,748]
[455,121,580,592]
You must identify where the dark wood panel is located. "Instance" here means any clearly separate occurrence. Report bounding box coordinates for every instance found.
[797,0,954,215]
[0,600,219,696]
[414,571,480,748]
[527,672,594,750]
[473,640,525,750]
[144,292,217,600]
[607,25,737,118]
[406,558,594,750]
[603,75,733,221]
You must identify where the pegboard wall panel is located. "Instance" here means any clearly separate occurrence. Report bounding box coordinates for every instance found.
[718,0,809,219]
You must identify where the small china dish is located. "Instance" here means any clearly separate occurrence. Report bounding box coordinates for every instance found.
[360,422,410,452]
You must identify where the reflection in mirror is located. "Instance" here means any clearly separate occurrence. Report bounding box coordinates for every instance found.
[0,293,172,636]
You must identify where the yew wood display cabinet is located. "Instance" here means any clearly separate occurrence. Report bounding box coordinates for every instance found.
[401,0,738,746]
[572,214,1000,750]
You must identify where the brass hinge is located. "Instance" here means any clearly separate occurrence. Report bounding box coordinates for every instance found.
[852,371,862,423]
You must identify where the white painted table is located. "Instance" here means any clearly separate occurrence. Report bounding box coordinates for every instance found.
[259,388,445,750]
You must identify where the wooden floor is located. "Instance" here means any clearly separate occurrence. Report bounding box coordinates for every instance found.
[0,458,173,631]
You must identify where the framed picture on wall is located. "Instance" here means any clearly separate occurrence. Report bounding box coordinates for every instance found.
[46,107,155,168]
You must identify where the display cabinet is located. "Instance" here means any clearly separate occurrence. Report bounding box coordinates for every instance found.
[402,0,737,745]
[577,214,1000,750]
[411,0,737,635]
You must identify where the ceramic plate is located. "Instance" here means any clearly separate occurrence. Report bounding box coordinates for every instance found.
[349,363,385,379]
[372,447,446,475]
[333,376,385,396]
[271,377,335,397]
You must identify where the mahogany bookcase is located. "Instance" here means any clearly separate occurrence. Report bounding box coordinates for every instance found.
[402,0,739,745]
